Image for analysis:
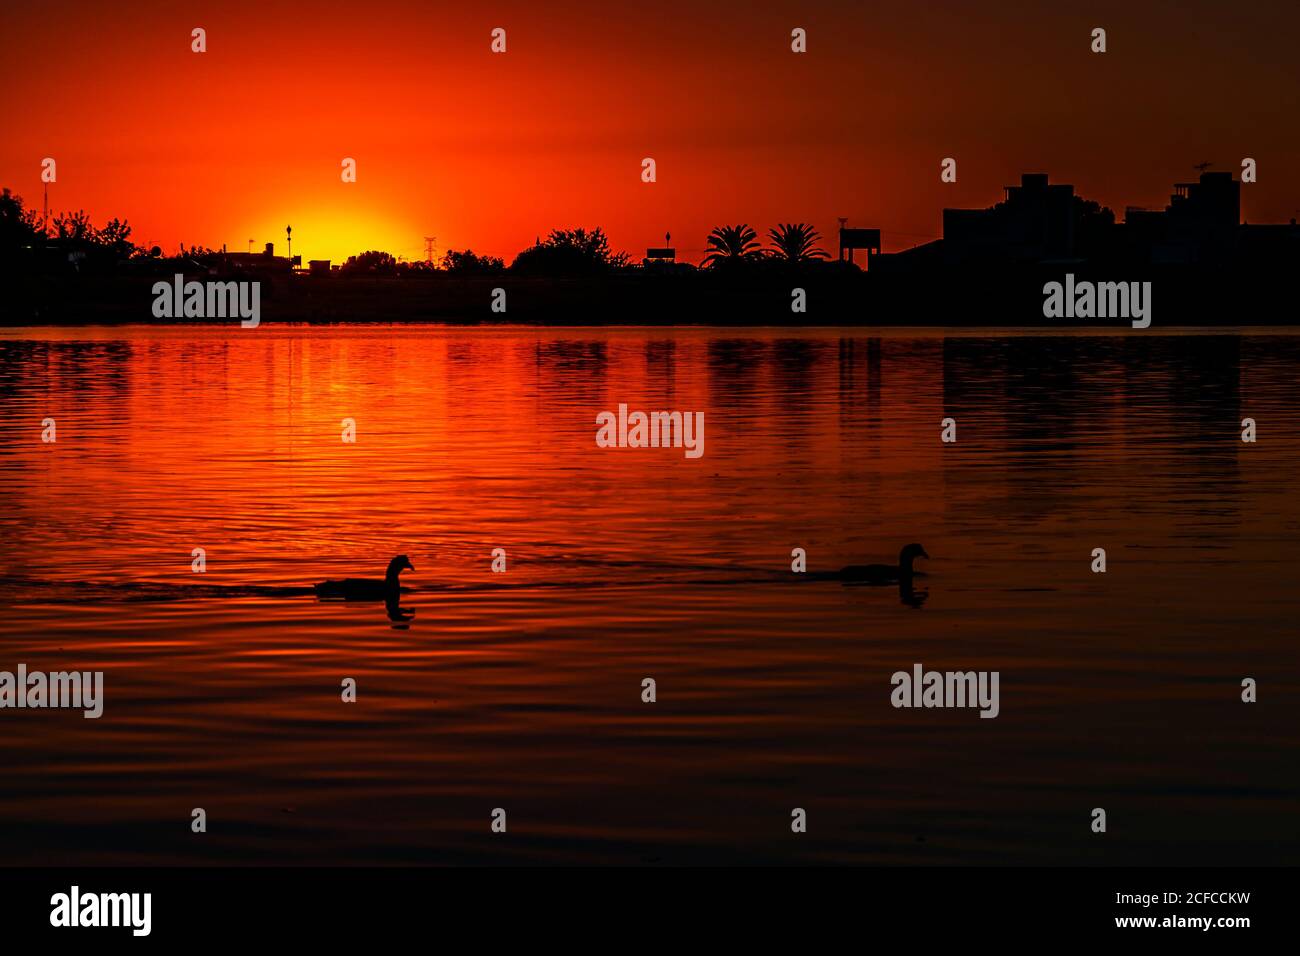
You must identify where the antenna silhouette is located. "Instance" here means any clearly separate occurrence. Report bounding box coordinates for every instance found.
[424,236,436,263]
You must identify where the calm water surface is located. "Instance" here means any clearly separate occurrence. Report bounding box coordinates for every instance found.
[0,325,1296,864]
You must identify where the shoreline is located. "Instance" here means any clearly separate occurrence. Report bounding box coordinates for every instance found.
[2,268,1294,327]
[6,324,1299,338]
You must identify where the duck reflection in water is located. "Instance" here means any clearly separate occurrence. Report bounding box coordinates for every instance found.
[897,579,929,608]
[835,544,930,608]
[385,594,416,625]
[315,555,417,625]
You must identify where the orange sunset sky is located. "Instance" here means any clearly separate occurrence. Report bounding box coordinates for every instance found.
[1,0,1297,265]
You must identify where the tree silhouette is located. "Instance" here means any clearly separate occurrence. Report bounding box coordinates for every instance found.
[702,224,761,267]
[342,250,399,274]
[0,189,46,252]
[53,210,95,243]
[1072,196,1116,260]
[767,223,829,263]
[440,248,505,275]
[511,227,629,275]
[96,217,134,257]
[17,203,139,259]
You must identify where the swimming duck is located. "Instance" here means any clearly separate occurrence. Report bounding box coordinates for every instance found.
[839,543,929,584]
[314,555,414,600]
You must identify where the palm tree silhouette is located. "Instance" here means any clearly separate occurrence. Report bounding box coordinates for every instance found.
[768,223,829,263]
[703,224,762,267]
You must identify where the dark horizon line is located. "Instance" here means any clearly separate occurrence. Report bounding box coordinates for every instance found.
[6,165,1295,271]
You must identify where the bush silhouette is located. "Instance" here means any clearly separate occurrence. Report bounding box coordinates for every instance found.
[511,227,629,275]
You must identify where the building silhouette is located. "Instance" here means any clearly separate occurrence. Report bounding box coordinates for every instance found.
[221,242,295,273]
[877,170,1298,271]
[1124,172,1240,264]
[944,173,1077,263]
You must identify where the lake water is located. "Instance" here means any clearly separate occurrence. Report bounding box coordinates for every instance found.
[0,325,1296,865]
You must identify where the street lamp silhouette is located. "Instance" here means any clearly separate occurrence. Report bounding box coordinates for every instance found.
[286,224,292,263]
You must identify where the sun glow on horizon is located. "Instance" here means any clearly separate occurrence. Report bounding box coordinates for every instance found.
[241,209,424,267]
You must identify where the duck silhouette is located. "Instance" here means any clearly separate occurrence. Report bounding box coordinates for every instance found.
[838,543,929,585]
[314,555,415,601]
